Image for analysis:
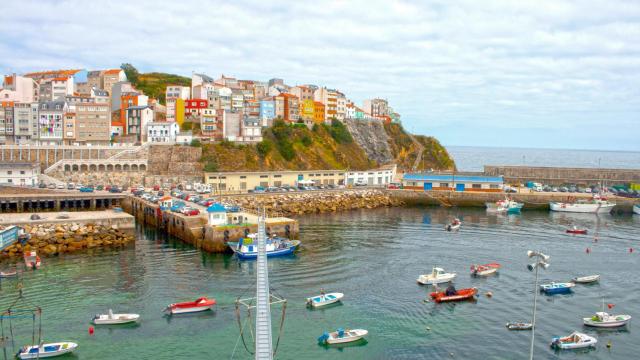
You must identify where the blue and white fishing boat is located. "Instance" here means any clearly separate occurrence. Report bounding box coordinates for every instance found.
[540,282,575,295]
[306,292,344,308]
[231,233,300,260]
[485,198,524,214]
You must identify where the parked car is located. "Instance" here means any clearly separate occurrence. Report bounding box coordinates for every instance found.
[387,183,401,190]
[96,185,104,191]
[75,184,84,190]
[57,184,65,189]
[79,187,94,193]
[109,186,122,193]
[170,202,185,212]
[38,183,47,188]
[157,191,164,197]
[67,183,75,190]
[153,185,160,191]
[180,207,200,216]
[559,187,568,192]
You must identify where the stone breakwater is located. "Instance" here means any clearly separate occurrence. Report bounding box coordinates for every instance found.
[0,223,134,258]
[227,189,404,217]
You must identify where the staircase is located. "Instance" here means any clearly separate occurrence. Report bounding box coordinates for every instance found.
[255,216,273,360]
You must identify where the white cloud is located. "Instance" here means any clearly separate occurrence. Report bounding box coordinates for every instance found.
[1,0,638,150]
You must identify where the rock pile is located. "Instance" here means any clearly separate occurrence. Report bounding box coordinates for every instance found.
[229,189,403,216]
[1,223,134,258]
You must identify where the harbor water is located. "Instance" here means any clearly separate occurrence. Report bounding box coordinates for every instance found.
[0,207,638,359]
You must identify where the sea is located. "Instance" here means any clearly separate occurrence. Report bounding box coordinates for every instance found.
[1,207,638,359]
[446,146,640,172]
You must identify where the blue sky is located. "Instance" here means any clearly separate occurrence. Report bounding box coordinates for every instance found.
[1,0,639,150]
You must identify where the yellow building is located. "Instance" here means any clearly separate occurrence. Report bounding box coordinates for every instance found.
[300,99,315,121]
[175,98,185,126]
[204,170,346,192]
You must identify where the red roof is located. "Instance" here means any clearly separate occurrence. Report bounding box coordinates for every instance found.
[104,69,122,75]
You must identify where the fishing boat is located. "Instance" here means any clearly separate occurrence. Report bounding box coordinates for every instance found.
[430,287,477,303]
[92,309,140,325]
[318,328,368,345]
[16,342,78,359]
[550,195,616,214]
[445,218,461,231]
[417,267,457,285]
[566,226,588,234]
[634,204,640,215]
[231,233,300,260]
[540,282,575,295]
[23,251,41,270]
[506,322,533,330]
[306,292,344,308]
[550,332,597,350]
[164,297,216,315]
[470,263,501,277]
[486,198,524,213]
[583,300,631,328]
[0,270,17,278]
[572,275,600,284]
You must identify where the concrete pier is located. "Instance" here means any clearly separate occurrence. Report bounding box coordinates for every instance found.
[0,210,135,229]
[0,188,126,213]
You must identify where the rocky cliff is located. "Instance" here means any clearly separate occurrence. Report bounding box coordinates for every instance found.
[344,118,394,164]
[148,145,203,175]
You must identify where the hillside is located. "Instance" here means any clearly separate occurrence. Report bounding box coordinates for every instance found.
[120,64,190,103]
[199,120,374,172]
[384,123,456,171]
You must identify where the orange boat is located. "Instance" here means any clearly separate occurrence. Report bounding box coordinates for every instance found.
[430,287,478,303]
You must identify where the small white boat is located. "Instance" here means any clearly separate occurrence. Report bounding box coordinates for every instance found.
[506,322,533,330]
[540,282,575,295]
[318,328,368,345]
[92,309,140,325]
[306,292,344,308]
[17,342,78,359]
[572,275,600,284]
[634,204,640,215]
[486,198,524,213]
[550,195,615,214]
[583,312,631,328]
[551,332,597,350]
[417,267,456,285]
[0,270,17,278]
[445,219,461,231]
[164,297,216,315]
[470,263,501,277]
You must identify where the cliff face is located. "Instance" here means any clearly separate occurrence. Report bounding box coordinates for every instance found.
[344,118,394,164]
[148,145,203,175]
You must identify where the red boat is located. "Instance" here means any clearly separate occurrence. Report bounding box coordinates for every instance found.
[430,288,477,303]
[566,227,588,235]
[164,297,216,315]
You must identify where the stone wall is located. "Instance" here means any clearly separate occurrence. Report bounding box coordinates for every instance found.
[484,165,640,186]
[147,145,202,175]
[0,223,134,258]
[49,170,147,187]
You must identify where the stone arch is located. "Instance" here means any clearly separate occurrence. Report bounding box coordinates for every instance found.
[80,164,88,171]
[131,164,138,171]
[115,164,122,171]
[107,164,113,171]
[72,164,79,171]
[98,164,105,171]
[139,164,146,171]
[64,164,71,171]
[89,164,97,171]
[123,164,130,171]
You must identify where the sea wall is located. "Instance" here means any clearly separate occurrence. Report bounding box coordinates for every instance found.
[226,189,404,216]
[0,223,134,258]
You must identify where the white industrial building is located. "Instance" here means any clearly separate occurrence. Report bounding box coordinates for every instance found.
[0,162,40,187]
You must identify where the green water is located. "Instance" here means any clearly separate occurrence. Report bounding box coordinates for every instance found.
[0,207,638,359]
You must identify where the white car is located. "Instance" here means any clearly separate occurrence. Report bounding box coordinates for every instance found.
[585,188,592,193]
[57,184,65,189]
[76,184,84,190]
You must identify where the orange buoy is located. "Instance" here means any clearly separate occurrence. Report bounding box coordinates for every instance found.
[88,326,94,335]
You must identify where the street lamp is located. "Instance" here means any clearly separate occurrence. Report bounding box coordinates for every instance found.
[527,250,550,360]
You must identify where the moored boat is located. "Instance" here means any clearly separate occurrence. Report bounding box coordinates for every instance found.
[572,275,600,284]
[23,251,41,270]
[164,297,216,315]
[486,198,524,213]
[318,328,368,345]
[430,287,477,303]
[306,292,344,308]
[470,263,500,277]
[445,218,461,231]
[540,282,575,295]
[92,309,140,325]
[634,204,640,215]
[550,332,597,350]
[583,312,631,328]
[550,195,615,214]
[17,342,78,359]
[417,267,456,285]
[231,233,300,260]
[0,270,17,278]
[506,322,533,330]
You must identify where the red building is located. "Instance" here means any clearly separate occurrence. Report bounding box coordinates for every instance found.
[184,99,208,117]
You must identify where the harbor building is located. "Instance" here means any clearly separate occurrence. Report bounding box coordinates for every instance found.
[345,165,397,186]
[402,173,504,192]
[204,170,346,192]
[0,162,40,186]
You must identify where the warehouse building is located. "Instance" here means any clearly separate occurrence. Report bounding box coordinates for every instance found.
[0,162,40,187]
[204,170,346,192]
[402,173,504,192]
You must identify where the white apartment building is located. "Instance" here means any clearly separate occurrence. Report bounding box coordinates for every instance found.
[0,163,40,187]
[147,121,179,143]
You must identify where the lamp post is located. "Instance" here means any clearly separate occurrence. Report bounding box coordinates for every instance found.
[527,250,550,360]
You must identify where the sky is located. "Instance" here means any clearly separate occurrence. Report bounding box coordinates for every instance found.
[1,0,639,151]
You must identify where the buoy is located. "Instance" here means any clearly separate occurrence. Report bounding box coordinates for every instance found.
[88,326,94,335]
[630,248,634,253]
[586,247,591,254]
[607,340,612,348]
[426,326,431,331]
[485,291,493,298]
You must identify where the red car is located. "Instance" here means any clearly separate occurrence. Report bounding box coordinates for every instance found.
[181,207,200,216]
[153,185,160,191]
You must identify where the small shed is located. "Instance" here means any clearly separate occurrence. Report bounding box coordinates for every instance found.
[159,196,173,209]
[207,203,227,226]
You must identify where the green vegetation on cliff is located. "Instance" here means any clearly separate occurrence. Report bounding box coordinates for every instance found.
[384,123,455,171]
[121,64,190,103]
[199,120,373,172]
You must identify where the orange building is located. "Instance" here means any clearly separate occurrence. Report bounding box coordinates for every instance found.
[313,102,325,123]
[117,93,147,135]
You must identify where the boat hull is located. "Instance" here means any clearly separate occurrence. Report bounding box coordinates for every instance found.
[506,322,533,330]
[573,275,600,284]
[472,268,498,277]
[417,273,456,285]
[583,314,631,328]
[307,293,344,308]
[165,297,216,315]
[430,288,477,303]
[323,329,368,344]
[540,283,575,294]
[17,342,78,359]
[93,314,140,325]
[550,202,615,214]
[167,305,214,315]
[233,240,300,260]
[445,224,460,231]
[634,205,640,215]
[0,271,17,278]
[551,333,597,350]
[566,229,588,234]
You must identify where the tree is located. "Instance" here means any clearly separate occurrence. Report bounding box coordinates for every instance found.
[256,140,273,157]
[190,139,202,147]
[120,63,139,84]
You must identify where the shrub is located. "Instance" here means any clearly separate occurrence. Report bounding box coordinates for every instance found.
[329,119,353,144]
[190,139,202,147]
[203,161,218,172]
[256,140,273,156]
[301,135,313,147]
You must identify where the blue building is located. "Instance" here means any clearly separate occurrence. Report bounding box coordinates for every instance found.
[259,99,275,120]
[402,173,504,192]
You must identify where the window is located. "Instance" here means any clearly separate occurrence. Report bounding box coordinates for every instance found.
[472,184,481,189]
[490,184,500,189]
[240,175,246,179]
[439,183,448,188]
[7,171,12,175]
[20,171,25,175]
[260,175,268,178]
[274,175,281,178]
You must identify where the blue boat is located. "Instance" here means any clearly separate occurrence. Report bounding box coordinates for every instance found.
[540,282,575,295]
[231,233,300,260]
